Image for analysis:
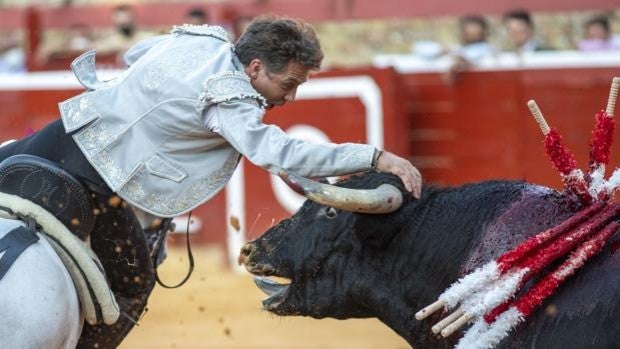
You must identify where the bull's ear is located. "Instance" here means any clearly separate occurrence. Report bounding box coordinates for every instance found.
[352,174,416,248]
[353,195,414,249]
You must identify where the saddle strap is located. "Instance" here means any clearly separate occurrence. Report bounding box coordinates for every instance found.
[0,226,39,280]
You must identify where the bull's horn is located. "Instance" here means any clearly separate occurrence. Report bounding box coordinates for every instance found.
[278,171,403,214]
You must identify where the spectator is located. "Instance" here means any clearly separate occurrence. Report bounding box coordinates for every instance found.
[95,4,153,56]
[502,9,553,53]
[36,23,95,65]
[0,32,25,73]
[66,23,95,52]
[578,15,620,51]
[185,8,209,25]
[444,15,496,83]
[454,15,496,63]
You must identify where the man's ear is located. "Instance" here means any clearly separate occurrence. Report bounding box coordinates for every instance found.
[247,59,263,79]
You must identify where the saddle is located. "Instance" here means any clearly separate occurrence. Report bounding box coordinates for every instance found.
[0,155,120,325]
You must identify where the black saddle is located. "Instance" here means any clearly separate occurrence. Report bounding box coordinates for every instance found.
[0,154,95,240]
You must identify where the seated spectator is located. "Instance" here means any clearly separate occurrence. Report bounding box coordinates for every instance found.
[454,15,496,62]
[36,23,94,65]
[185,8,209,25]
[95,4,153,56]
[578,15,620,51]
[502,9,553,53]
[0,32,25,73]
[444,15,496,83]
[66,23,95,52]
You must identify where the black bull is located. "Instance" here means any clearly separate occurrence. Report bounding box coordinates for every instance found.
[239,172,620,348]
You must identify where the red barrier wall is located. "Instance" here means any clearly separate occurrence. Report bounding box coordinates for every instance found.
[403,67,620,188]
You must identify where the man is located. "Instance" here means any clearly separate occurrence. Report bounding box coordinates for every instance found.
[456,15,495,62]
[0,16,421,347]
[95,4,153,56]
[502,9,553,53]
[446,15,496,82]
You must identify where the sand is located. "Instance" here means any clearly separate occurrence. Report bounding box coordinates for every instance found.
[120,246,409,349]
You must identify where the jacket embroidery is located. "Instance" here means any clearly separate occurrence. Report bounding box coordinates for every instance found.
[341,145,374,169]
[60,96,102,132]
[73,119,116,157]
[91,150,131,191]
[119,152,239,216]
[71,50,106,90]
[171,24,230,42]
[200,71,266,108]
[144,47,215,90]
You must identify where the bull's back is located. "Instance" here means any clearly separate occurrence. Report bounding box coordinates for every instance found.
[453,183,620,348]
[505,232,620,348]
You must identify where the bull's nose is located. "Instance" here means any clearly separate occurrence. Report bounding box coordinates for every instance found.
[238,242,254,266]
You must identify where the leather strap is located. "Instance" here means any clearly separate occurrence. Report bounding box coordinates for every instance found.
[0,226,39,280]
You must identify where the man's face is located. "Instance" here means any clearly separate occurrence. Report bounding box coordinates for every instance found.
[113,9,134,28]
[186,15,206,26]
[586,23,608,41]
[461,22,485,45]
[249,61,310,109]
[505,18,533,48]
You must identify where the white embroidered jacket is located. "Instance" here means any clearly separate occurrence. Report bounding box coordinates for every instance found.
[59,25,375,217]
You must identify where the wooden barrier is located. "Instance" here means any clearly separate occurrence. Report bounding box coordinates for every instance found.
[395,65,620,187]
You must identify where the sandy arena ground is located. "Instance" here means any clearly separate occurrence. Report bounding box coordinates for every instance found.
[121,246,410,349]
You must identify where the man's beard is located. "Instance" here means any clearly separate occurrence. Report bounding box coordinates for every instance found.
[118,24,135,38]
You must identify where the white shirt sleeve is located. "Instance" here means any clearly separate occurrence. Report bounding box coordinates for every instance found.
[202,105,221,134]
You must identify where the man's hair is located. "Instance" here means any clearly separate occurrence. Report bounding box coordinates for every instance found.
[234,16,323,73]
[502,9,534,28]
[460,15,489,34]
[187,8,207,20]
[585,15,610,33]
[114,4,133,13]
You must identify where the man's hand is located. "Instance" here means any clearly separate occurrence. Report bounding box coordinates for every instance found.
[375,151,422,198]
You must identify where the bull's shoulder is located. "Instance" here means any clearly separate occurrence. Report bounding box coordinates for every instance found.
[458,182,577,274]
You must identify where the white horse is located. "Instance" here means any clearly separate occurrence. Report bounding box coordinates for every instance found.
[0,216,82,348]
[0,154,121,349]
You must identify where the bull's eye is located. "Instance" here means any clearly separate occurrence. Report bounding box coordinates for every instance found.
[325,207,338,218]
